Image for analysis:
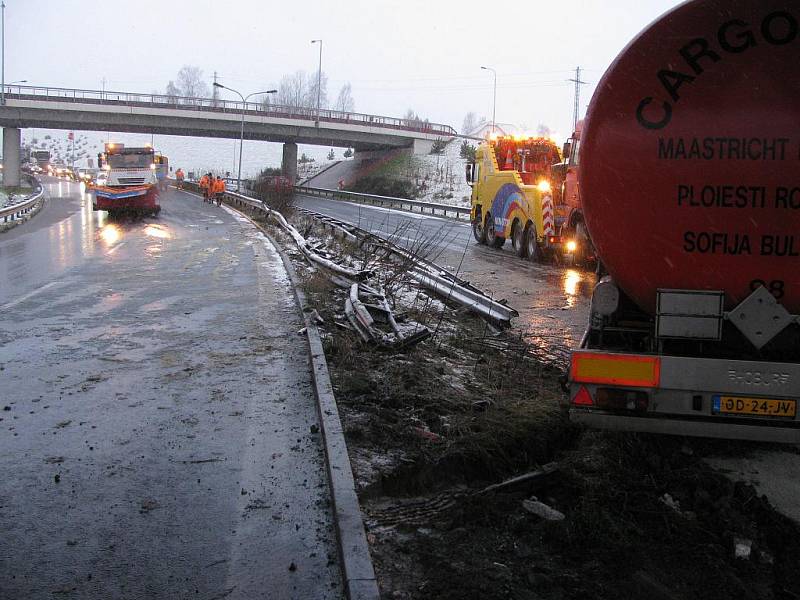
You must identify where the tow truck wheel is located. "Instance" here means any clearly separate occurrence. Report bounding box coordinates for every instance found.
[486,213,505,249]
[526,225,541,262]
[512,221,527,258]
[472,211,487,244]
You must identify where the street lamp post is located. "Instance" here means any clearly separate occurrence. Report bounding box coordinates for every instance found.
[1,2,6,106]
[213,82,277,191]
[480,66,497,134]
[311,39,322,125]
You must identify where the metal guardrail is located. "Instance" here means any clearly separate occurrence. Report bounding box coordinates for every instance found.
[178,182,514,326]
[294,185,471,220]
[3,84,457,138]
[1,178,44,223]
[300,208,518,326]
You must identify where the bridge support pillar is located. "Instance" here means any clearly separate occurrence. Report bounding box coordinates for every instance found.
[3,127,21,187]
[281,142,298,183]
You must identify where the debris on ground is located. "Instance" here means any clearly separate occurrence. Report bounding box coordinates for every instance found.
[521,497,565,521]
[345,283,430,349]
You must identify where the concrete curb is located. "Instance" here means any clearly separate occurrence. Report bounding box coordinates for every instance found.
[213,193,380,600]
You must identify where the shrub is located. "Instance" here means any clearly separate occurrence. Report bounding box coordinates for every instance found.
[253,175,294,214]
[350,174,416,199]
[459,140,476,161]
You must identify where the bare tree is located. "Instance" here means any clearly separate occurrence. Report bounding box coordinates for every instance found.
[305,69,329,110]
[403,109,423,127]
[462,112,486,135]
[277,71,309,108]
[165,80,181,102]
[334,83,355,113]
[175,65,210,99]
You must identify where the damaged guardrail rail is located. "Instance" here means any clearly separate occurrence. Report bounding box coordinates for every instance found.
[294,185,471,220]
[297,208,519,327]
[205,185,517,328]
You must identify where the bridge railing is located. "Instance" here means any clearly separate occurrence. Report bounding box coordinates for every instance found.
[2,84,457,137]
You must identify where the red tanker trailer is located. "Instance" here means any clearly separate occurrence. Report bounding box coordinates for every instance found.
[566,0,800,442]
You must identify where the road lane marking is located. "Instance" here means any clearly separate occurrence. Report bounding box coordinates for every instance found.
[0,281,65,311]
[106,241,127,255]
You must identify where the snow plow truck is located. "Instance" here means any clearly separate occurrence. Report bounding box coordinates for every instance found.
[90,143,161,217]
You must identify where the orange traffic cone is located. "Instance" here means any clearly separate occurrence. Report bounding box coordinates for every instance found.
[504,149,514,170]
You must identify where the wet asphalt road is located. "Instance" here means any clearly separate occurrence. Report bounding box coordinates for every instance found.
[0,180,342,599]
[295,194,595,363]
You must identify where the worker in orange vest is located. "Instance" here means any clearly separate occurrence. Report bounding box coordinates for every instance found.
[213,176,226,206]
[175,168,185,190]
[199,173,210,202]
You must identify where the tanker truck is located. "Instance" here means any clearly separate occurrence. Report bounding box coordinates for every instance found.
[565,0,800,443]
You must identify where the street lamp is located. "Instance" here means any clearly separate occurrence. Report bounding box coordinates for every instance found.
[311,39,322,125]
[1,2,6,106]
[480,66,497,134]
[213,82,277,191]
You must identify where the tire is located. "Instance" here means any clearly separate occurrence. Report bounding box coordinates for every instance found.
[472,210,487,244]
[526,224,541,262]
[512,220,527,258]
[574,221,592,266]
[486,213,505,249]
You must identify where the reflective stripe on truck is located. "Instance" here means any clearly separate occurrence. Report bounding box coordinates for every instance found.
[567,350,800,444]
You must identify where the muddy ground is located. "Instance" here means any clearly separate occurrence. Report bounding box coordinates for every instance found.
[242,202,800,600]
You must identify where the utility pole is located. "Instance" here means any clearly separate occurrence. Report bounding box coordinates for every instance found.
[568,66,587,131]
[212,71,219,106]
[311,40,323,126]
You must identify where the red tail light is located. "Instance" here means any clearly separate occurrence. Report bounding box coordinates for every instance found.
[595,388,649,412]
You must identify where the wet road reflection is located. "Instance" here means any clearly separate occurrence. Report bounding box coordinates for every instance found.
[1,185,343,599]
[99,222,122,246]
[143,223,172,239]
[0,179,175,306]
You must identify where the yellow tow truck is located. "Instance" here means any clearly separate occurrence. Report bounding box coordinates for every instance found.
[466,135,565,261]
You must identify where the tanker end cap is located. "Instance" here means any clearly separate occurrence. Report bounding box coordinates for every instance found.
[580,0,800,316]
[591,277,620,317]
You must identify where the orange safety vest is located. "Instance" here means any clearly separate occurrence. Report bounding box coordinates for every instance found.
[176,169,184,180]
[199,175,209,188]
[214,179,225,194]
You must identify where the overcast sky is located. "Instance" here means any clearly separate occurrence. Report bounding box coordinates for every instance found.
[9,0,683,139]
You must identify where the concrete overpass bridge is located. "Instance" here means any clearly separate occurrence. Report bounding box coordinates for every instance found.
[0,84,456,184]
